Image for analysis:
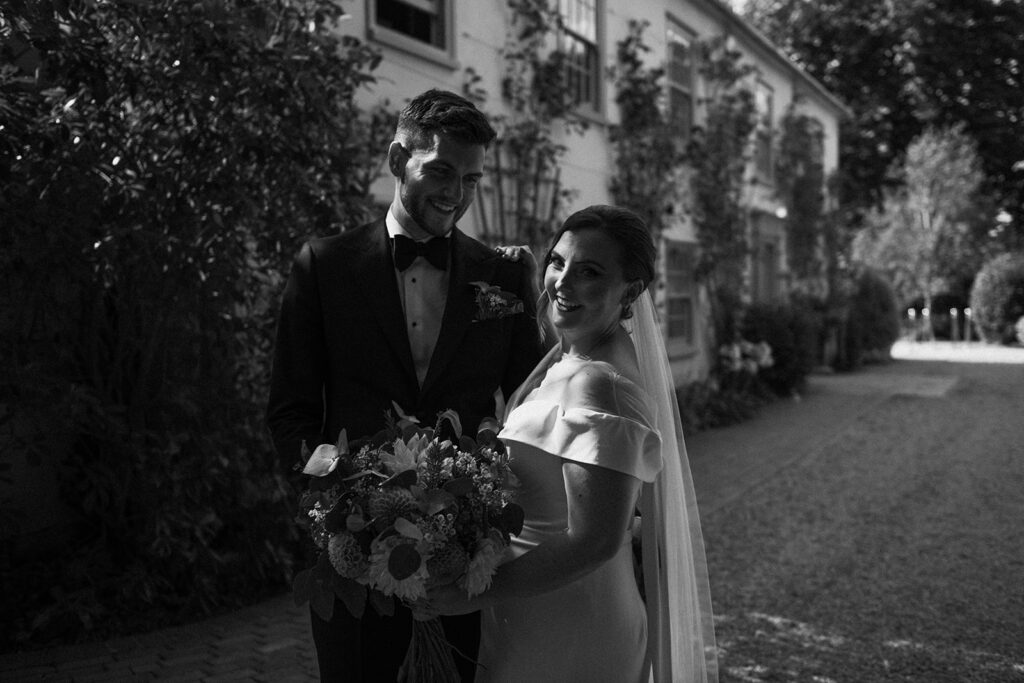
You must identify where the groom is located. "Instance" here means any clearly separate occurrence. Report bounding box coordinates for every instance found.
[266,89,544,681]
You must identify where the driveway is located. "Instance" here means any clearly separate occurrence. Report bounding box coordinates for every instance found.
[692,341,1024,682]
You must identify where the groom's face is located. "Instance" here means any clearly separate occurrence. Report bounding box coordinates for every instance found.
[389,133,486,238]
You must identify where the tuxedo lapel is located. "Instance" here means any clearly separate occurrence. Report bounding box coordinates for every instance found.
[421,229,492,396]
[349,221,417,384]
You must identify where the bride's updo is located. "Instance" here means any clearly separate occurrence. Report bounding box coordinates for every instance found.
[542,205,657,319]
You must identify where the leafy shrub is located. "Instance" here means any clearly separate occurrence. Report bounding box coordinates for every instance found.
[1,0,390,648]
[969,253,1024,344]
[741,301,818,396]
[836,266,900,369]
[676,378,772,434]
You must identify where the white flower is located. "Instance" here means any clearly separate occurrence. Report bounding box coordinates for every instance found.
[460,537,505,597]
[380,433,431,474]
[365,535,431,602]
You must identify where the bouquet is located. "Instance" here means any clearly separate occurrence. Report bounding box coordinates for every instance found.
[292,405,523,681]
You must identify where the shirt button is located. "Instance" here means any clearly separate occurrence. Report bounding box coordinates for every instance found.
[412,322,418,328]
[411,278,417,283]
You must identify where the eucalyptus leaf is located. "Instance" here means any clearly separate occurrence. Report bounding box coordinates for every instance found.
[332,575,367,619]
[393,516,422,540]
[443,477,474,497]
[310,580,335,622]
[382,468,418,488]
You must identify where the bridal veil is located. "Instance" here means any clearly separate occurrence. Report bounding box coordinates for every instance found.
[628,292,718,683]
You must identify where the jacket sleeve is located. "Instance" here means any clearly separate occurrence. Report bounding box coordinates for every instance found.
[500,257,547,403]
[266,242,328,472]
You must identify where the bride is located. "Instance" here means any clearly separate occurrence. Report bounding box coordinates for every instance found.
[429,205,718,682]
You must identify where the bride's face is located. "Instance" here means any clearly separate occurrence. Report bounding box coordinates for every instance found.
[544,228,630,347]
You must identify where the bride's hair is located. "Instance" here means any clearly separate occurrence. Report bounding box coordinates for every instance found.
[542,205,656,289]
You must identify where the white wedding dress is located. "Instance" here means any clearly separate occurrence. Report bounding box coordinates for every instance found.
[477,353,661,683]
[476,294,718,683]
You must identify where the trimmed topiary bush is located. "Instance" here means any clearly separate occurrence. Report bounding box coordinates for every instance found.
[853,267,901,357]
[969,253,1024,344]
[837,266,900,369]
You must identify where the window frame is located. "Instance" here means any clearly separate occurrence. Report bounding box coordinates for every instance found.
[665,16,696,145]
[557,0,603,116]
[367,0,457,69]
[662,238,698,356]
[754,79,774,182]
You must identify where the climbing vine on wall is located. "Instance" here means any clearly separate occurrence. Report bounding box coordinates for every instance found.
[608,19,688,239]
[687,36,758,289]
[776,106,827,281]
[463,0,585,251]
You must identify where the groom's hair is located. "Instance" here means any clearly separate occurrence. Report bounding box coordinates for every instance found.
[396,89,497,152]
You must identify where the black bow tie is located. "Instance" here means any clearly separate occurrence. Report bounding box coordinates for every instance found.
[393,234,449,272]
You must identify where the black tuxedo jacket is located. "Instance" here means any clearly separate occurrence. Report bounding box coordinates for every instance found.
[267,219,545,468]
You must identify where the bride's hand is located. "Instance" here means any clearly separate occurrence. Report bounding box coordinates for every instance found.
[428,583,479,616]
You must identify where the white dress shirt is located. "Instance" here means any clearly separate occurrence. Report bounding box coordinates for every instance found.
[386,209,450,386]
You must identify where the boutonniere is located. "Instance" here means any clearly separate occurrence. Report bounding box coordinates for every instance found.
[470,281,525,321]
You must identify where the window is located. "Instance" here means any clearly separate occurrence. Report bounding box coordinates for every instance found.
[558,0,601,110]
[751,213,782,303]
[807,116,825,171]
[758,239,779,302]
[664,240,697,348]
[369,0,454,65]
[666,18,696,143]
[754,80,774,181]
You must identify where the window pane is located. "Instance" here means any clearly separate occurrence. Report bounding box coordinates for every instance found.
[561,30,598,107]
[756,132,772,177]
[665,240,695,343]
[667,296,693,341]
[560,0,597,41]
[666,24,693,89]
[376,0,444,48]
[668,88,692,134]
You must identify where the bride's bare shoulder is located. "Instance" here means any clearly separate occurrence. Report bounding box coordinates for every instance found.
[560,344,641,410]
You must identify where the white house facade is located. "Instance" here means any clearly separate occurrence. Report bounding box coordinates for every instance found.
[342,0,848,386]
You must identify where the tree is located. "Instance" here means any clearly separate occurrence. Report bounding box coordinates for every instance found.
[853,124,984,334]
[740,0,1024,234]
[0,0,390,646]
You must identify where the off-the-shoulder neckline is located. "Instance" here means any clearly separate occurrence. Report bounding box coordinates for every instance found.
[553,353,646,392]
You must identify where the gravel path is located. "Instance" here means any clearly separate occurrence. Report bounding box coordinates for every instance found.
[690,348,1024,682]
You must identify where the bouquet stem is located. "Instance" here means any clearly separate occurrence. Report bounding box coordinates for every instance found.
[398,618,461,683]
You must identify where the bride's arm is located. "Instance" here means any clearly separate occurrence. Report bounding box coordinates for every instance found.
[431,459,641,615]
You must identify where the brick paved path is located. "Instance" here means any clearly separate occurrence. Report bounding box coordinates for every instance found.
[0,595,316,682]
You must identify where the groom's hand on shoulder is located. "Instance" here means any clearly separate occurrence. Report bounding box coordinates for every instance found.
[494,244,538,276]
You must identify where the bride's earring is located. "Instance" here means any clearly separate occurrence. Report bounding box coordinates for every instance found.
[620,282,642,320]
[620,299,633,320]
